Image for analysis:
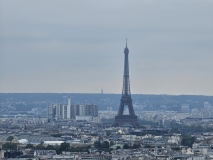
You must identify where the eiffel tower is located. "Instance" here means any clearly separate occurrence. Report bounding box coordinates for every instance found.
[112,40,140,128]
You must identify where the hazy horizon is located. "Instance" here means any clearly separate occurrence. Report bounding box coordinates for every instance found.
[1,0,213,95]
[0,92,212,97]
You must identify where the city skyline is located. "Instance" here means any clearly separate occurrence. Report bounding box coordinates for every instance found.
[1,0,213,95]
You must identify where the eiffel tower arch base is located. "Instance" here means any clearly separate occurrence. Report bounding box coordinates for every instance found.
[112,115,140,128]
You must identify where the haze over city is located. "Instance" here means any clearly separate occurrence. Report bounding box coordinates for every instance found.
[1,0,213,95]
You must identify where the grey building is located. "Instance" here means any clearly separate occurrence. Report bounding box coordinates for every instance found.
[48,97,98,121]
[72,104,98,119]
[47,96,71,122]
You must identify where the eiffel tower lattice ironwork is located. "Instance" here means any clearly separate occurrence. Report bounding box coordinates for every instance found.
[112,40,140,128]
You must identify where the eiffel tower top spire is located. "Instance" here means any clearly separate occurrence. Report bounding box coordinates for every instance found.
[124,39,129,54]
[123,40,130,96]
[126,39,127,48]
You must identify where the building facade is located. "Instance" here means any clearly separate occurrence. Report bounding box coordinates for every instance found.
[47,96,71,122]
[47,96,98,122]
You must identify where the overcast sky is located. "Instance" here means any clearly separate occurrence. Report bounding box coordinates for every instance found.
[0,0,213,95]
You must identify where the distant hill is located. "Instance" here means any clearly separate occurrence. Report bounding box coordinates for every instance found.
[0,93,212,111]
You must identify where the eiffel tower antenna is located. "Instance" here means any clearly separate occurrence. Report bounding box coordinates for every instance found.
[126,39,127,47]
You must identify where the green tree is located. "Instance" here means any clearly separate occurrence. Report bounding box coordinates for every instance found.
[170,128,179,133]
[182,135,196,147]
[59,142,70,151]
[46,145,55,150]
[2,142,17,150]
[106,131,111,136]
[26,144,35,149]
[36,144,45,150]
[102,141,109,149]
[123,144,130,149]
[132,144,140,149]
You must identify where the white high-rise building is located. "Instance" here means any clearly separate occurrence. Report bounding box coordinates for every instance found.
[67,96,71,119]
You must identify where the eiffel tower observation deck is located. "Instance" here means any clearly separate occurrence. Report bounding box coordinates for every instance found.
[112,40,140,128]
